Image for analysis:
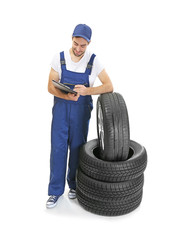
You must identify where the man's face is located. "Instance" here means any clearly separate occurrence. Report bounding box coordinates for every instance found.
[72,37,89,57]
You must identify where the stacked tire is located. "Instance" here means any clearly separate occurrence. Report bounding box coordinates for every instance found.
[77,92,147,216]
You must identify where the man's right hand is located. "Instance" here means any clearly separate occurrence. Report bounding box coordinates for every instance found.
[66,93,80,101]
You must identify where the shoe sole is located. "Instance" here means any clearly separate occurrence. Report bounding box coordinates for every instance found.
[46,201,58,209]
[68,195,77,199]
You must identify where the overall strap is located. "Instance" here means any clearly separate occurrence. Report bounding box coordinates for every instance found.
[60,51,66,70]
[85,54,96,75]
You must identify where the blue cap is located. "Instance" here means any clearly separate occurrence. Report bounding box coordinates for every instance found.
[72,24,92,42]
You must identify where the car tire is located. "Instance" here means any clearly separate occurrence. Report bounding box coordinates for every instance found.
[77,168,144,201]
[79,139,147,182]
[76,187,143,216]
[97,92,130,161]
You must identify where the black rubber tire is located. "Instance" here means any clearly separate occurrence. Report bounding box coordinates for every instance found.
[79,139,147,182]
[77,168,144,201]
[97,92,130,161]
[76,188,143,216]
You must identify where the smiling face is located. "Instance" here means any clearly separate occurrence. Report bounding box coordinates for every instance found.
[72,37,89,57]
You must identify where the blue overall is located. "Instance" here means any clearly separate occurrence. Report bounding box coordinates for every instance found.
[48,51,96,196]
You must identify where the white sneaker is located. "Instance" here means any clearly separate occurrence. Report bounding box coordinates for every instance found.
[68,189,76,199]
[46,195,60,209]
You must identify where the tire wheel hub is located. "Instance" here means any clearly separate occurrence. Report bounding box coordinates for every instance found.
[97,102,104,151]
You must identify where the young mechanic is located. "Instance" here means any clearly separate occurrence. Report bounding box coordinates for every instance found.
[47,24,113,208]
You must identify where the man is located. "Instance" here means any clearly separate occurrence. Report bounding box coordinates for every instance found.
[46,24,113,208]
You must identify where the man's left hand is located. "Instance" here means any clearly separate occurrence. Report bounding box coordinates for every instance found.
[73,85,89,96]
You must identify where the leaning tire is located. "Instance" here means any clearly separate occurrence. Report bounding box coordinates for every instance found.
[97,92,130,161]
[79,139,147,182]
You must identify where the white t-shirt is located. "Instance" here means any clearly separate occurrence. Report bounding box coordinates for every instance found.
[51,50,104,87]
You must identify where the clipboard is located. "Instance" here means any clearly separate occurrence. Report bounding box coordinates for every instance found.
[52,80,77,95]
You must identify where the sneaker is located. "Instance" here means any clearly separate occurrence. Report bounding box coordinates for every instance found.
[68,189,76,199]
[46,195,60,209]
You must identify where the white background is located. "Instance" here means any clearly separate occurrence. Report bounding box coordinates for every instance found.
[0,0,180,239]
